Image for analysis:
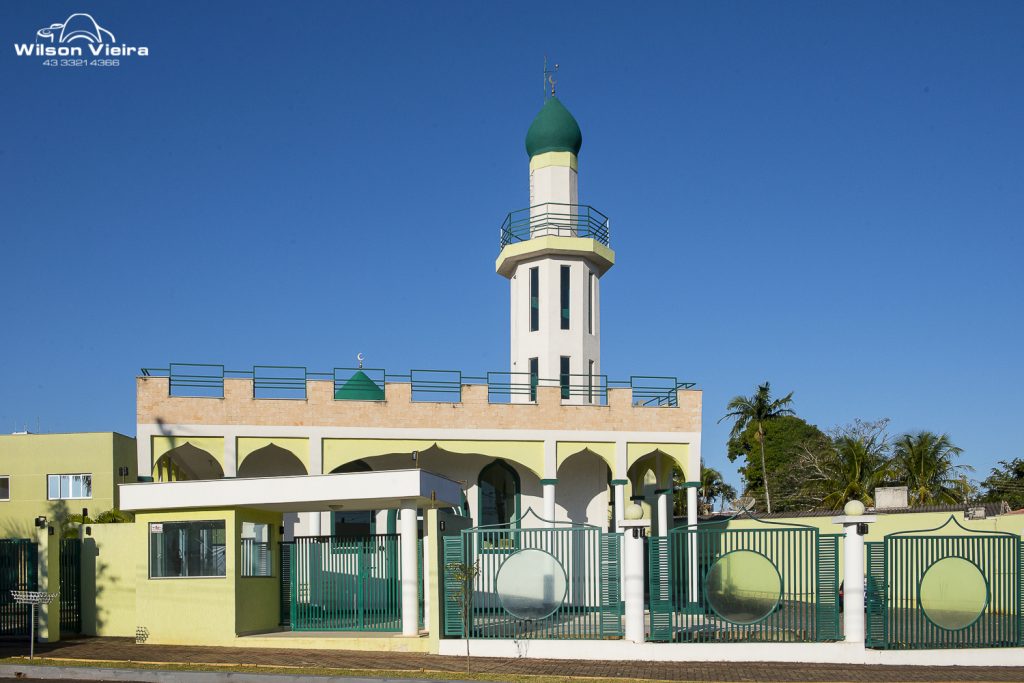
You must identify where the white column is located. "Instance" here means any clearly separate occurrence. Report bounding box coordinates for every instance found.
[686,485,698,602]
[612,480,626,532]
[833,511,875,645]
[542,479,557,526]
[655,489,670,537]
[619,520,649,643]
[400,501,419,636]
[223,435,237,477]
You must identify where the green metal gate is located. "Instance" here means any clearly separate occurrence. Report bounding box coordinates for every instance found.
[290,535,402,631]
[443,512,623,639]
[60,538,81,634]
[0,540,38,637]
[866,516,1022,649]
[648,516,841,643]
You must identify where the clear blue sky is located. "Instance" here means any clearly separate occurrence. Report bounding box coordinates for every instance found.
[1,1,1021,494]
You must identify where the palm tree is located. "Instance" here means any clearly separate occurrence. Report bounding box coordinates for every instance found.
[892,431,972,506]
[698,465,737,515]
[719,382,795,514]
[806,434,894,510]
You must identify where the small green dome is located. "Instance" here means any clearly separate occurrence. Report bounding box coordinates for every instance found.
[525,97,582,158]
[334,370,384,401]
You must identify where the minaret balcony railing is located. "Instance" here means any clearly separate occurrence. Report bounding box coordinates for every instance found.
[499,203,610,249]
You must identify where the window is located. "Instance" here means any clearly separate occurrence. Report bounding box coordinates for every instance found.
[529,357,538,401]
[150,520,226,578]
[529,267,539,331]
[588,360,596,404]
[560,356,571,399]
[587,271,595,335]
[560,265,570,330]
[478,461,519,528]
[0,476,9,501]
[240,522,272,577]
[47,474,92,500]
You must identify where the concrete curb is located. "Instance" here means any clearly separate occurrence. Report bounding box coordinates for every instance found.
[0,664,466,683]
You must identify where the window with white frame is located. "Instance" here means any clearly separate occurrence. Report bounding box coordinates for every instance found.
[0,476,9,501]
[47,473,92,500]
[240,521,272,577]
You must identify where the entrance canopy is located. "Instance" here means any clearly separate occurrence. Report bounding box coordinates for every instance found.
[119,469,463,513]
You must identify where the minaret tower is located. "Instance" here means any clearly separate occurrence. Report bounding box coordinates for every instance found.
[496,92,615,404]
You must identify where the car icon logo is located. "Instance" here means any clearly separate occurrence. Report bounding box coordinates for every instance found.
[36,13,115,44]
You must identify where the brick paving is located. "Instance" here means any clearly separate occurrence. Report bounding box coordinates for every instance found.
[1,637,1023,682]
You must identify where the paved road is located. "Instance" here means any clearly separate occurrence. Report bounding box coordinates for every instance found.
[2,637,1024,682]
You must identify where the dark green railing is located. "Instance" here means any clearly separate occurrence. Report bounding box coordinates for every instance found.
[443,510,622,640]
[60,538,81,634]
[866,516,1022,650]
[143,363,695,408]
[0,539,38,637]
[649,515,841,643]
[499,203,610,249]
[290,534,402,632]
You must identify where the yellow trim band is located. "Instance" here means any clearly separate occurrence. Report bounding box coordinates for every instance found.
[529,151,578,172]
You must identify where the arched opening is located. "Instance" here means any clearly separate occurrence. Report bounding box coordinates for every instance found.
[329,460,375,536]
[556,448,612,527]
[237,444,306,478]
[478,460,520,527]
[154,443,224,481]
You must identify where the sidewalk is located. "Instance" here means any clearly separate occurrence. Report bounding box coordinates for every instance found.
[2,637,1024,682]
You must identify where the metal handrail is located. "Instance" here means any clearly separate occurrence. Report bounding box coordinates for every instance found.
[499,203,610,249]
[141,363,695,407]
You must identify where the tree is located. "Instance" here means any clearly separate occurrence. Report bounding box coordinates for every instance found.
[696,465,737,515]
[798,419,895,510]
[978,458,1024,509]
[446,559,479,672]
[727,416,829,514]
[892,431,972,506]
[720,382,795,514]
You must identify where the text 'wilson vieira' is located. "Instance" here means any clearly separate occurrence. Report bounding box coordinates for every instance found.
[13,43,149,57]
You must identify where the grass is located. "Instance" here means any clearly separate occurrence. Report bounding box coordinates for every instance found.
[0,656,688,683]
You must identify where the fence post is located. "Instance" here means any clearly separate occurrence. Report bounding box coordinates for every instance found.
[832,501,875,645]
[35,525,60,643]
[620,519,650,643]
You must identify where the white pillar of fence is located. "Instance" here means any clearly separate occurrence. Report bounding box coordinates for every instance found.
[400,501,419,636]
[655,489,670,537]
[686,485,699,599]
[832,501,876,645]
[620,518,650,643]
[542,479,557,527]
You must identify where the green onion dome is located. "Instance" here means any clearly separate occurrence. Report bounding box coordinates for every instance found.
[525,97,583,158]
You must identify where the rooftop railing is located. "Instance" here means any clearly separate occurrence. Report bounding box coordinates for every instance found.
[140,363,695,407]
[499,203,610,249]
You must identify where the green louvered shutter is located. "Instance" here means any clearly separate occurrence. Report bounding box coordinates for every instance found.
[865,541,886,648]
[815,534,840,641]
[648,535,673,642]
[442,536,465,637]
[599,532,623,637]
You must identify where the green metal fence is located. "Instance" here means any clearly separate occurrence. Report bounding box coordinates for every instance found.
[649,517,841,643]
[279,542,292,626]
[443,511,622,640]
[0,540,38,637]
[865,516,1022,649]
[290,535,402,631]
[60,538,81,634]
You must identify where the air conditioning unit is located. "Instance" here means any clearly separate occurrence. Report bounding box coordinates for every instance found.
[965,506,986,520]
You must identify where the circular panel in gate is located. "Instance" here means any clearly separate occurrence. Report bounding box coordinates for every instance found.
[705,550,782,625]
[495,548,568,621]
[919,557,988,631]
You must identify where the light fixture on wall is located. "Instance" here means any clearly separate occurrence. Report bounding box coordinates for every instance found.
[412,450,419,468]
[34,516,46,529]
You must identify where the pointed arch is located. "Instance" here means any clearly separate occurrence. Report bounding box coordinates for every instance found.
[237,444,307,478]
[477,460,521,528]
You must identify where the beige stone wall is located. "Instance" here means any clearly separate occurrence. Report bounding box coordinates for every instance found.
[137,377,701,434]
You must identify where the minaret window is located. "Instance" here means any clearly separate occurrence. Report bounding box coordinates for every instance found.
[560,265,571,330]
[560,356,571,399]
[587,271,595,335]
[529,267,539,332]
[529,357,539,401]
